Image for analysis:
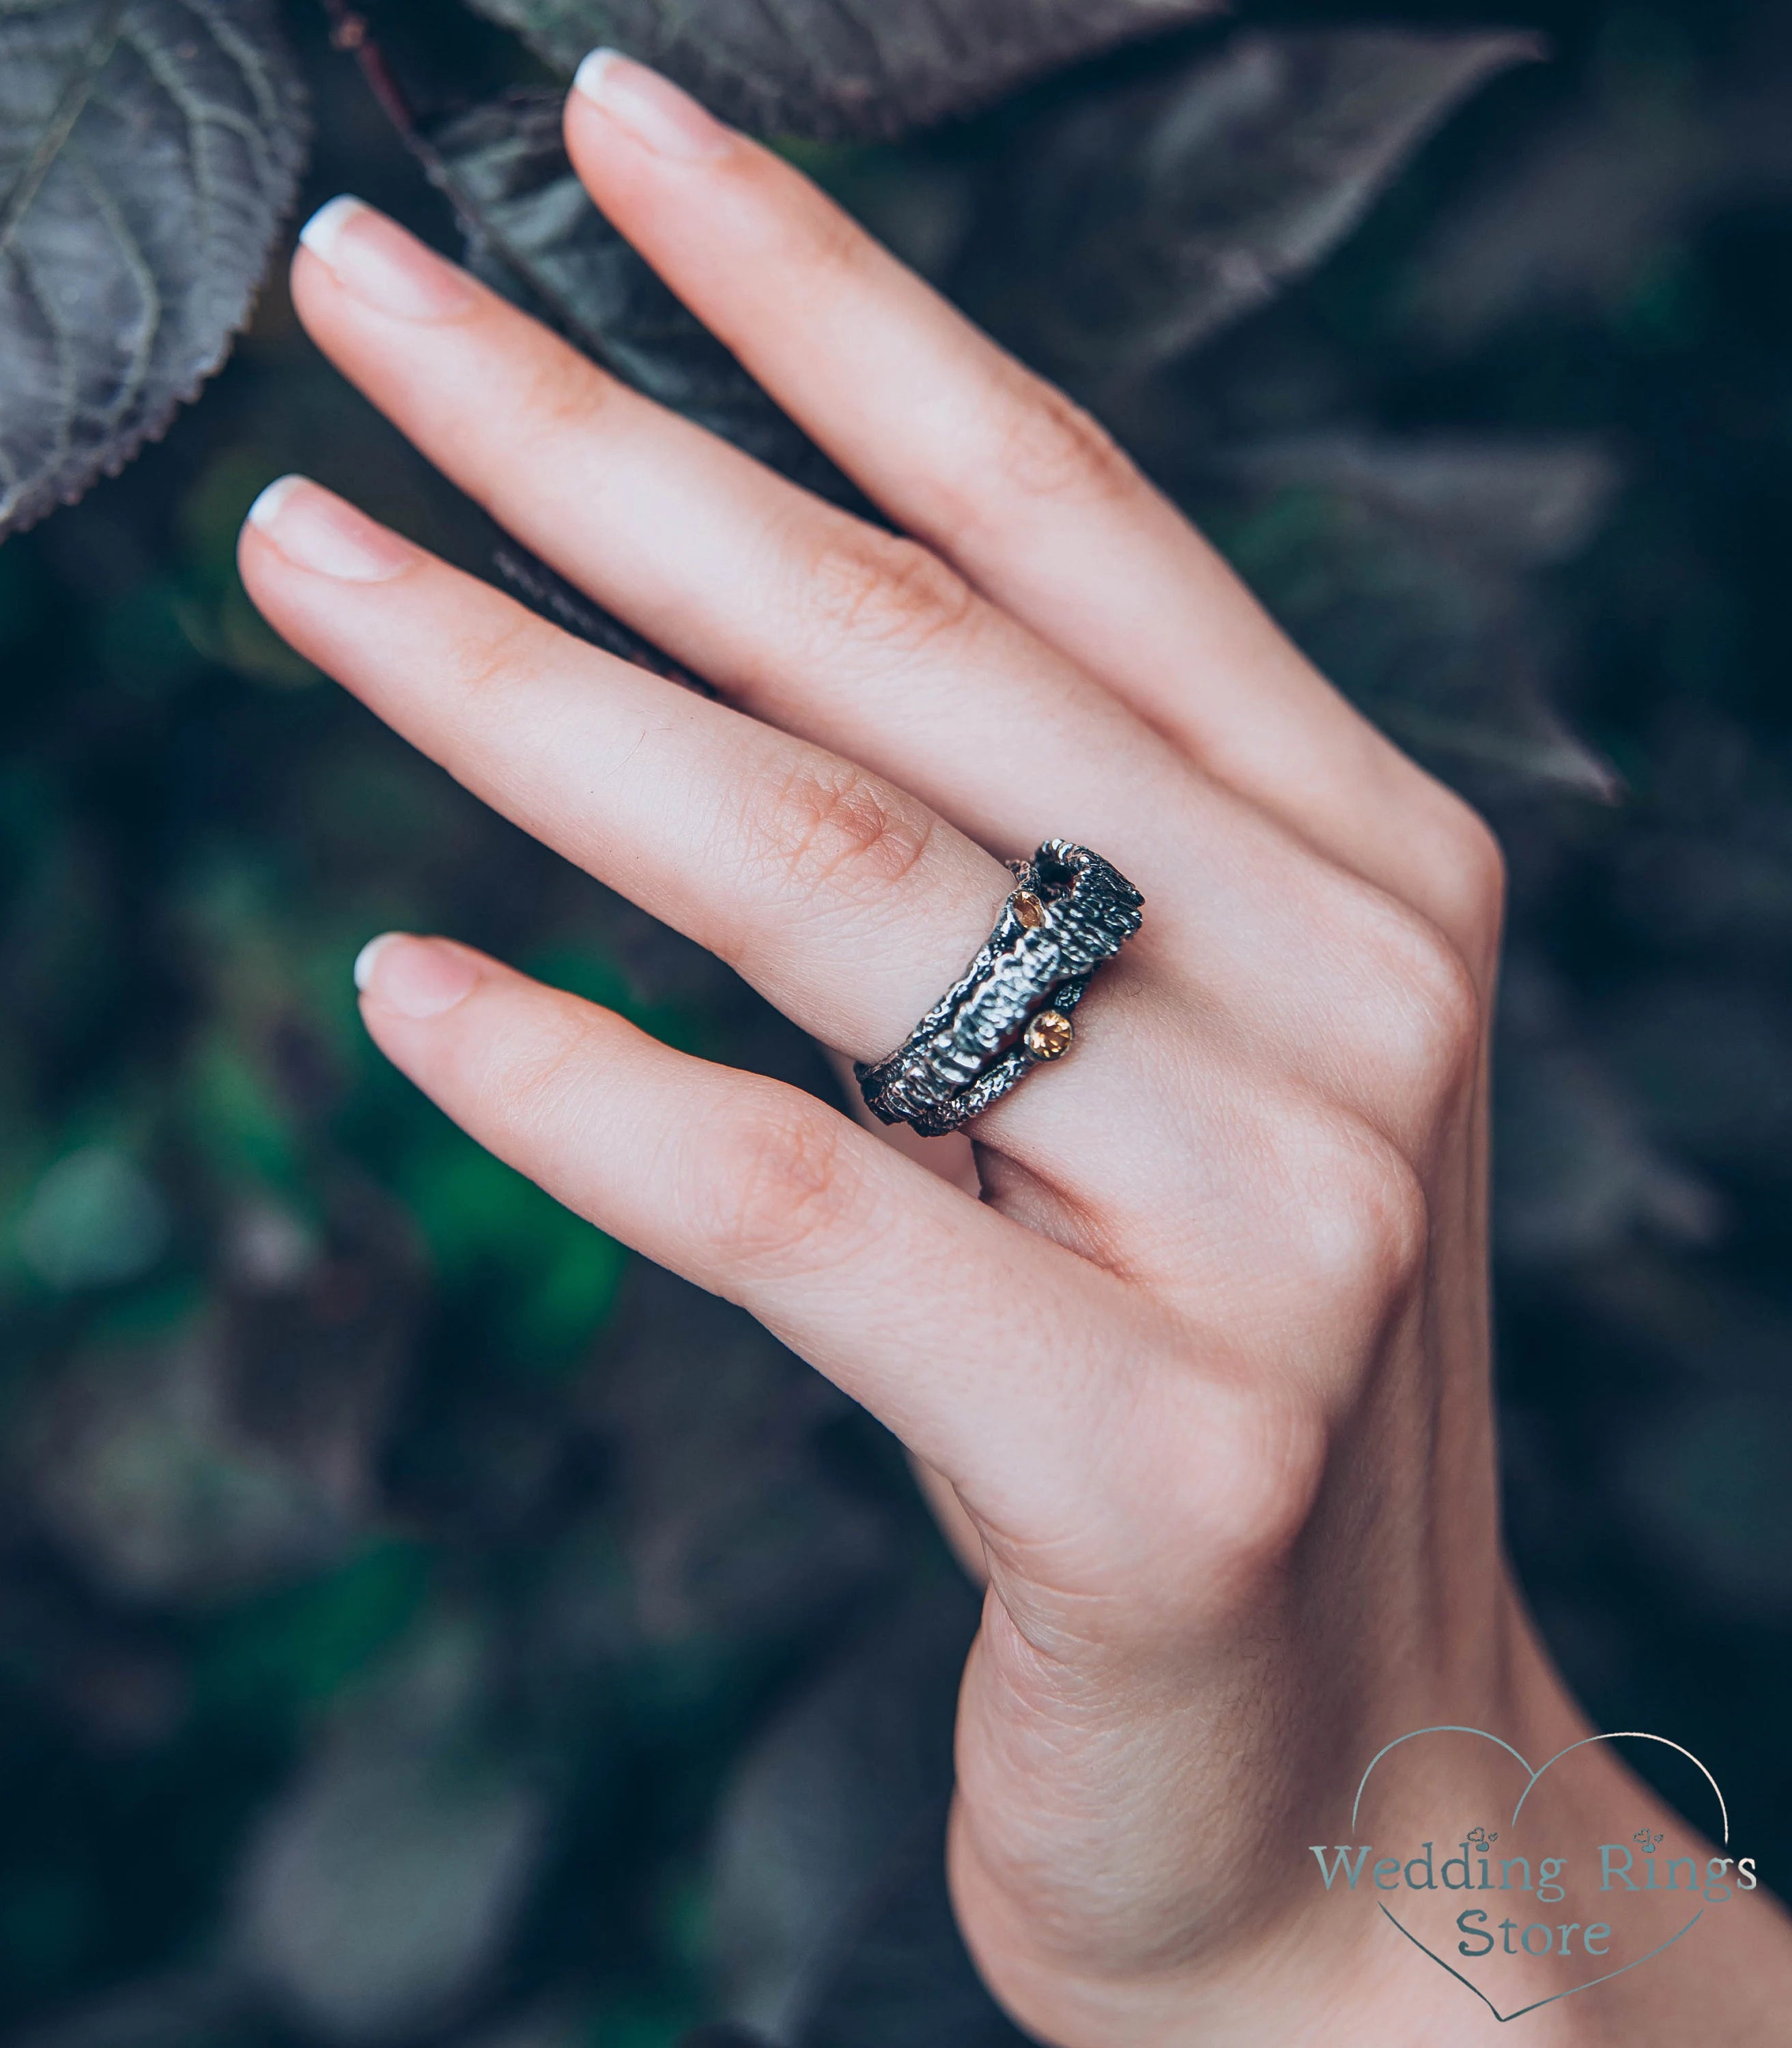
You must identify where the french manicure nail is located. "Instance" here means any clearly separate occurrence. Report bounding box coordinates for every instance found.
[298,194,367,266]
[298,194,478,320]
[354,934,482,1019]
[246,474,415,582]
[571,48,733,161]
[352,933,400,992]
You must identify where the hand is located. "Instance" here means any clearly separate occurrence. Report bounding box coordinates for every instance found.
[239,52,1789,2046]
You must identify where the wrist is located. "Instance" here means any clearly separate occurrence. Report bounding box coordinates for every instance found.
[955,1599,1792,2047]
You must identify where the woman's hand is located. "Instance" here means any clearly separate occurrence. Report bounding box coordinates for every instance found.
[239,53,1787,2045]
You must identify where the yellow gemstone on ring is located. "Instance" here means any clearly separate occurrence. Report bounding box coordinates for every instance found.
[1012,890,1047,930]
[1024,1008,1075,1060]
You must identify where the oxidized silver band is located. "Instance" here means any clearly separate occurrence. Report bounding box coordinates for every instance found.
[855,840,1143,1137]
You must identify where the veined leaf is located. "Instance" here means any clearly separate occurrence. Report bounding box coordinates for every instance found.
[433,86,858,662]
[976,29,1539,378]
[432,89,850,504]
[464,0,1229,141]
[0,0,308,538]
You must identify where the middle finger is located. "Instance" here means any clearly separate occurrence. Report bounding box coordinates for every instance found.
[287,197,1184,855]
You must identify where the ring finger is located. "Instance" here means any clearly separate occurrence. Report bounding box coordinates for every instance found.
[285,196,1189,864]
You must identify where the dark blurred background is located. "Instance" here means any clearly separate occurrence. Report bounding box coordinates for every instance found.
[3,1,1791,2043]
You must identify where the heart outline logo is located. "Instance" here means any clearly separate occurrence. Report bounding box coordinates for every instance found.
[1351,1726,1728,2024]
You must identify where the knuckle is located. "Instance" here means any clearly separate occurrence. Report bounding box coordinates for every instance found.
[1333,880,1487,1106]
[985,370,1139,513]
[737,146,871,281]
[797,527,977,661]
[450,614,543,705]
[1438,801,1508,948]
[1103,1373,1330,1629]
[1283,1105,1432,1311]
[689,1091,855,1277]
[512,337,618,442]
[1375,907,1486,1097]
[740,753,935,904]
[1197,1384,1331,1577]
[1399,796,1507,973]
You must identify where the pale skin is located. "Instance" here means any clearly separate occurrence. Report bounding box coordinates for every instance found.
[238,49,1791,2046]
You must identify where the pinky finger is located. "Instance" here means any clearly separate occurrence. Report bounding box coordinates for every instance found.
[354,932,1141,1538]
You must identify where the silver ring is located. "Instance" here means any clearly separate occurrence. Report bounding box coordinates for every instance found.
[855,840,1143,1137]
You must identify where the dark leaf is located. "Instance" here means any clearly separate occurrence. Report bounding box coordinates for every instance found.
[431,88,859,658]
[237,1749,545,2045]
[434,90,849,498]
[707,1578,1028,2047]
[710,1582,972,2032]
[973,30,1539,380]
[796,1808,1032,2048]
[1203,434,1619,797]
[233,1612,547,2044]
[0,1574,190,1751]
[464,0,1228,141]
[0,0,307,537]
[1227,431,1619,568]
[580,1261,891,1645]
[1408,10,1792,347]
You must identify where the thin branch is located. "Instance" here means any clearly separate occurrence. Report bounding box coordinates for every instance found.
[310,0,599,345]
[317,0,449,176]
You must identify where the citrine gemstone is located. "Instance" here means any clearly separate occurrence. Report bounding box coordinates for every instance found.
[1024,1008,1075,1060]
[1012,890,1047,930]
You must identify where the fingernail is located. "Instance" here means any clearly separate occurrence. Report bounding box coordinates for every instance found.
[354,934,482,1018]
[571,48,733,161]
[246,475,416,581]
[352,933,400,992]
[298,195,477,320]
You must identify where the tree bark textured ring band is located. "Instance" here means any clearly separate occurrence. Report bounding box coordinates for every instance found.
[854,840,1145,1137]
